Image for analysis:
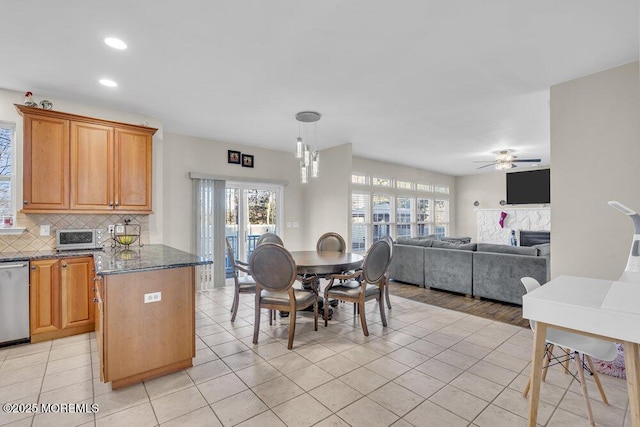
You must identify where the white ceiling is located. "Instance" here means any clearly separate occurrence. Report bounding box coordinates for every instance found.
[1,1,638,176]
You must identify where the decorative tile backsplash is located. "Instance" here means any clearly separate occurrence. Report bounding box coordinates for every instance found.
[0,213,149,253]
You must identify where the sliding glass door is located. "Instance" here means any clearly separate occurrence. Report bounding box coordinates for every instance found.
[225,183,282,274]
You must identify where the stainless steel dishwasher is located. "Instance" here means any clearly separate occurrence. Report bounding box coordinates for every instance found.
[0,261,30,346]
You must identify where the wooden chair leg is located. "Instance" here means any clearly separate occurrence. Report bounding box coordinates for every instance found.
[230,290,240,322]
[585,355,609,405]
[562,347,571,373]
[574,352,596,427]
[324,294,330,327]
[253,303,261,344]
[359,301,368,336]
[313,299,318,331]
[384,279,392,309]
[378,295,387,327]
[542,344,554,382]
[523,375,531,398]
[287,308,297,350]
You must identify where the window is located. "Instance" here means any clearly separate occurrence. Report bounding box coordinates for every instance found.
[416,182,432,192]
[351,173,368,185]
[396,180,413,190]
[351,192,369,252]
[416,197,432,237]
[0,123,14,216]
[372,194,391,242]
[372,177,392,187]
[434,199,450,237]
[396,196,412,238]
[434,184,449,194]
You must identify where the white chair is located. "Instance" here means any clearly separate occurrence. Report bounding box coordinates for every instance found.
[521,277,619,427]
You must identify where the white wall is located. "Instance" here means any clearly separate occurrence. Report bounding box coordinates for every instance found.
[551,61,640,279]
[0,88,165,242]
[303,144,352,249]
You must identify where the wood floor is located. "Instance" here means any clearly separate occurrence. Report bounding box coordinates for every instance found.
[388,281,529,328]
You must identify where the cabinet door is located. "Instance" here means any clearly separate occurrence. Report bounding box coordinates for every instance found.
[29,259,61,335]
[22,114,69,210]
[70,122,114,211]
[94,276,105,382]
[115,128,152,212]
[60,257,95,329]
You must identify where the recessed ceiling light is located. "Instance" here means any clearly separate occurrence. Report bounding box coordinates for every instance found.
[99,79,118,88]
[104,37,127,50]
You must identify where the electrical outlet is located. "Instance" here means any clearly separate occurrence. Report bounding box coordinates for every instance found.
[108,224,115,234]
[39,224,51,236]
[144,292,162,303]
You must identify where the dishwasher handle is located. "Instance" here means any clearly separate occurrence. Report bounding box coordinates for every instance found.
[0,263,28,270]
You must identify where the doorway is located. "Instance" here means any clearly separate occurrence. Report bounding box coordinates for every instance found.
[225,183,282,275]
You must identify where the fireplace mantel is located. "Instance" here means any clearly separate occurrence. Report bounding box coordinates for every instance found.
[476,207,550,245]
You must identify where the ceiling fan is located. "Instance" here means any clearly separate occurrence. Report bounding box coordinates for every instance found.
[474,150,541,170]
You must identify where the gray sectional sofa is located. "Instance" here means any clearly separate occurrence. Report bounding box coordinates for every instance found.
[388,238,550,305]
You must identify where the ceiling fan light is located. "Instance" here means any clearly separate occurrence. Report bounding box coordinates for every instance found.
[495,161,512,170]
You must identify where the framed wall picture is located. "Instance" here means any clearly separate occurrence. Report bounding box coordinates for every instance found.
[242,154,254,168]
[228,150,241,164]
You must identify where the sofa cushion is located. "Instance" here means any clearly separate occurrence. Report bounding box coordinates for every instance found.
[476,243,538,256]
[430,240,476,251]
[396,237,434,247]
[533,243,551,256]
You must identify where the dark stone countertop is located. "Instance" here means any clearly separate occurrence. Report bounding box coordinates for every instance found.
[0,244,212,276]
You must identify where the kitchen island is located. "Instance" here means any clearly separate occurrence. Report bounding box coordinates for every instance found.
[94,245,211,389]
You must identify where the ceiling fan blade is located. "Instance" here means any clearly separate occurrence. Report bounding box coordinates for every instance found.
[513,158,542,163]
[476,163,497,169]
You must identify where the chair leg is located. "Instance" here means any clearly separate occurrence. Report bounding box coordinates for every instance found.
[562,347,571,373]
[378,295,387,327]
[542,344,554,382]
[230,290,240,322]
[324,295,329,327]
[385,278,392,309]
[313,299,318,331]
[574,352,596,427]
[523,375,531,398]
[287,309,297,350]
[359,301,369,336]
[253,304,261,345]
[585,355,609,405]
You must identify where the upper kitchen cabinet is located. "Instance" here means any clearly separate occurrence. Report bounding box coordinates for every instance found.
[16,105,157,214]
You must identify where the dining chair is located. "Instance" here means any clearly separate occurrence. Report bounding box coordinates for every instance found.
[323,239,391,336]
[381,235,394,309]
[250,243,318,349]
[316,232,346,252]
[256,232,283,246]
[521,277,618,426]
[225,237,256,322]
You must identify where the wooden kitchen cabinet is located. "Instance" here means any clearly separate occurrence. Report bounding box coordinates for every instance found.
[16,105,156,214]
[29,256,96,343]
[22,113,70,210]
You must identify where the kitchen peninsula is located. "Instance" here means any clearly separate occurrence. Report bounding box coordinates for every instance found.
[94,244,211,389]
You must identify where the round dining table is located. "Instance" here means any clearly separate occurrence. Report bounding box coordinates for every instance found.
[289,250,364,275]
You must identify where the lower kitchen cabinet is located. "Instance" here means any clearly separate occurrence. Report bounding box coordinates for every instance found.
[29,256,96,343]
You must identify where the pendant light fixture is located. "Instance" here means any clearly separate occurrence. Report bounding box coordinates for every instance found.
[294,111,321,183]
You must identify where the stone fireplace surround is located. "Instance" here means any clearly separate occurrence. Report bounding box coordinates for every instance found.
[476,207,550,245]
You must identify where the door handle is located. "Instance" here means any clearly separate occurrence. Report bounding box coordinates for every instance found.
[0,263,27,270]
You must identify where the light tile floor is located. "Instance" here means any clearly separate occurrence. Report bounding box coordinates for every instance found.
[0,284,632,426]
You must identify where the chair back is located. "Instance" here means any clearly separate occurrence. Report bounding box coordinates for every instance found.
[381,235,394,261]
[256,232,284,247]
[316,232,346,252]
[225,237,239,274]
[361,240,392,284]
[521,276,541,331]
[250,243,297,292]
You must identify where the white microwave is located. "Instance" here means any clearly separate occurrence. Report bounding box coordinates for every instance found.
[56,228,104,251]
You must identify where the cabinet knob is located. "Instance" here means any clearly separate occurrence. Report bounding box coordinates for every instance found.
[93,298,99,303]
[61,262,67,268]
[115,203,119,208]
[109,202,113,207]
[23,200,29,205]
[31,265,36,270]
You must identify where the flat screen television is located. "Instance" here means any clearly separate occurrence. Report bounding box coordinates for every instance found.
[506,168,550,205]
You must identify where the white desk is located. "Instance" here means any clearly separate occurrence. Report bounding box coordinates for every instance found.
[522,275,640,427]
